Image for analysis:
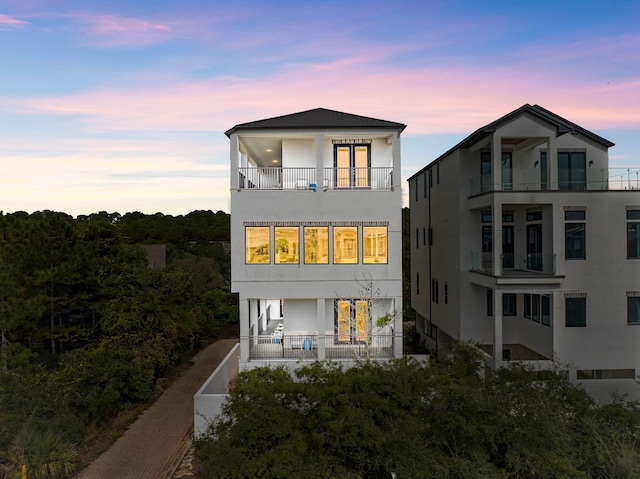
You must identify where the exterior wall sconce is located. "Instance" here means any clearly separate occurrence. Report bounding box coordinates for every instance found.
[534,160,539,167]
[589,160,594,167]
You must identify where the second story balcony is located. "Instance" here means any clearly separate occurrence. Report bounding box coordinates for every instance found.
[470,167,640,196]
[238,166,394,191]
[471,252,557,276]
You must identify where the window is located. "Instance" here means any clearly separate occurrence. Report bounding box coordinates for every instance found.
[558,151,586,190]
[415,228,419,249]
[524,294,551,326]
[429,169,433,187]
[444,282,448,304]
[304,227,328,264]
[423,172,428,197]
[245,227,270,263]
[334,227,358,263]
[487,289,493,316]
[363,226,387,263]
[482,226,492,253]
[628,210,640,259]
[274,227,299,264]
[437,164,440,184]
[415,178,419,201]
[335,144,370,188]
[416,273,420,295]
[336,300,368,343]
[565,210,586,260]
[628,295,640,325]
[423,227,426,246]
[432,279,439,303]
[503,293,516,316]
[566,296,586,327]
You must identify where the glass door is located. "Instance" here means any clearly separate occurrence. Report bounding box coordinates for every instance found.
[526,224,543,271]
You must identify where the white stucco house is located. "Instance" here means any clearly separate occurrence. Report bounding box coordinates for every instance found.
[227,108,406,370]
[408,104,640,402]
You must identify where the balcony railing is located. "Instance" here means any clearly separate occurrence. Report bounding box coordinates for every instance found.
[470,168,640,196]
[248,333,394,359]
[471,252,556,275]
[238,167,393,190]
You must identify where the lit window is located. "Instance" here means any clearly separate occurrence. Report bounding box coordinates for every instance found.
[334,226,358,263]
[363,226,387,263]
[304,227,328,264]
[335,144,370,188]
[336,300,369,343]
[245,227,270,263]
[274,227,299,264]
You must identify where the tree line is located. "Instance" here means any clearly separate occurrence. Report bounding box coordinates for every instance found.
[0,209,235,478]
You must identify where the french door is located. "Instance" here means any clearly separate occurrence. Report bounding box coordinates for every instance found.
[336,300,368,343]
[335,144,370,188]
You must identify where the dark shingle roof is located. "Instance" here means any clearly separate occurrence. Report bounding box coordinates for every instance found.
[408,104,615,181]
[225,108,406,137]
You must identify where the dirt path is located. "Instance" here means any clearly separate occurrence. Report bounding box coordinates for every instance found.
[74,339,238,479]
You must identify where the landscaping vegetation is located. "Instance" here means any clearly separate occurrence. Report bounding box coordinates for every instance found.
[195,344,640,479]
[0,210,235,478]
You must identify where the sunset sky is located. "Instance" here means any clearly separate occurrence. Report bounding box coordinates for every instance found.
[1,0,639,216]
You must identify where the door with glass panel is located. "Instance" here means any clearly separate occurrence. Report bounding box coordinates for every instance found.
[335,144,370,188]
[336,300,368,344]
[526,224,543,271]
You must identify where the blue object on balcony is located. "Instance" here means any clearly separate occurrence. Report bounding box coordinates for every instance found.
[303,338,311,350]
[309,183,316,191]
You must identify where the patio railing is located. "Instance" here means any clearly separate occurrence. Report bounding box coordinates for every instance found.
[471,252,556,275]
[248,333,394,359]
[238,167,393,190]
[470,168,640,196]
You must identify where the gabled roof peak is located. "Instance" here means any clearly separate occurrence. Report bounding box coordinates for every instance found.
[225,108,406,137]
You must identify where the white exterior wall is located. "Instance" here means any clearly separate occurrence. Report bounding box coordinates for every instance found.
[409,108,640,401]
[231,126,404,367]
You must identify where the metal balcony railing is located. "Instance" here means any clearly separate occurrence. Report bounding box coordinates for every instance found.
[471,252,556,275]
[469,168,640,196]
[247,333,394,359]
[237,167,393,190]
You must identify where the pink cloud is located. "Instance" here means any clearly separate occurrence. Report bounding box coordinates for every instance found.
[0,13,28,28]
[4,39,640,137]
[67,11,176,47]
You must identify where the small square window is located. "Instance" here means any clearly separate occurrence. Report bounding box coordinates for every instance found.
[627,210,640,220]
[503,293,517,316]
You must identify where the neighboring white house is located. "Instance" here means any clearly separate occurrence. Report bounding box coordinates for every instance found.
[408,104,640,402]
[227,108,406,370]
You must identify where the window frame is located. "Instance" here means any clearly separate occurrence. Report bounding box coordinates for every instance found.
[245,226,271,264]
[628,296,640,325]
[628,210,640,259]
[333,226,358,264]
[363,226,387,264]
[334,144,371,189]
[304,226,329,264]
[565,296,587,327]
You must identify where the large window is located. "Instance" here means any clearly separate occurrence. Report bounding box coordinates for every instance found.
[245,227,270,263]
[363,226,387,263]
[558,151,586,190]
[565,210,586,260]
[628,210,640,259]
[628,295,640,325]
[335,144,370,188]
[333,226,358,263]
[304,227,328,264]
[274,227,299,264]
[565,296,586,327]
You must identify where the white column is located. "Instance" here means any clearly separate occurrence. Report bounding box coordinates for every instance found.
[316,298,326,360]
[493,197,503,276]
[493,289,503,369]
[548,135,558,190]
[230,134,239,190]
[239,297,250,363]
[392,132,401,190]
[393,296,403,357]
[316,134,324,190]
[492,133,502,191]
